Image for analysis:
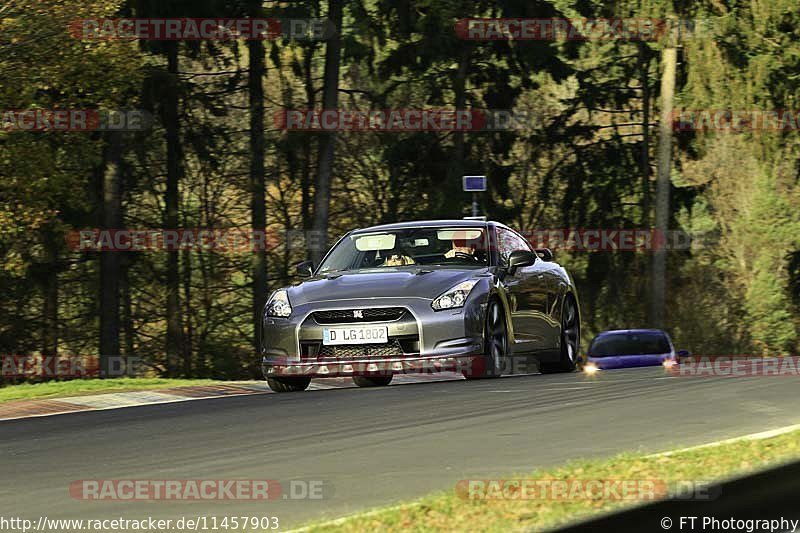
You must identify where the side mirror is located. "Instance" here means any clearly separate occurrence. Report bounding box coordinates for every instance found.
[508,250,537,274]
[535,248,554,261]
[296,260,314,278]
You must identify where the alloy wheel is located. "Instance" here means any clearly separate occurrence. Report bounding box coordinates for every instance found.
[486,300,507,375]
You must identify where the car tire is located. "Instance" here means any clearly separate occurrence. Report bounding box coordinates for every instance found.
[267,377,311,392]
[464,298,506,380]
[353,375,393,387]
[539,295,580,374]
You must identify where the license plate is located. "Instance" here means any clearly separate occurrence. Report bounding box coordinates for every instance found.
[323,326,388,345]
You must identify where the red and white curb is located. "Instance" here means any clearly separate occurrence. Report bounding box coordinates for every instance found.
[0,373,465,422]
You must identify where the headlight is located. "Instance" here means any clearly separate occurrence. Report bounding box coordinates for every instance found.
[265,289,292,317]
[431,280,479,310]
[583,362,599,374]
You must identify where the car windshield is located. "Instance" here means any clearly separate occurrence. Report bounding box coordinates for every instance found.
[317,227,489,272]
[588,332,671,357]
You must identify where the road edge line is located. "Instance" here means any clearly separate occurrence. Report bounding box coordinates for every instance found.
[646,423,800,458]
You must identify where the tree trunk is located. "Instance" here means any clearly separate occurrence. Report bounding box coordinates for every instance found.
[651,46,677,328]
[310,0,344,264]
[165,41,183,376]
[182,247,193,376]
[248,37,267,356]
[100,130,123,377]
[444,45,471,217]
[385,166,400,222]
[121,255,134,359]
[301,43,316,233]
[638,42,652,225]
[41,228,58,358]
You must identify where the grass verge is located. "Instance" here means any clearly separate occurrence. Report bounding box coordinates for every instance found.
[0,378,226,403]
[300,429,800,532]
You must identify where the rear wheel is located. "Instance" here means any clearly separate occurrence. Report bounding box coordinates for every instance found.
[353,375,393,387]
[267,376,311,392]
[539,295,580,374]
[464,299,506,380]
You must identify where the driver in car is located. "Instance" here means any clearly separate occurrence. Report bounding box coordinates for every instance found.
[444,238,479,260]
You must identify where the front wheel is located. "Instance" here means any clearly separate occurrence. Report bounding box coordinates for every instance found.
[353,375,393,387]
[464,299,506,380]
[539,295,580,374]
[267,376,311,392]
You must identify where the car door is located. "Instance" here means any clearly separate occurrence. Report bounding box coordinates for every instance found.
[534,257,568,343]
[496,227,552,353]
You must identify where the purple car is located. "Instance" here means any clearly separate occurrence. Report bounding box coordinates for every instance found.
[582,329,689,372]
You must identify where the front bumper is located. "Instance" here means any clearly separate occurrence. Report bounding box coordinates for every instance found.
[262,353,481,378]
[587,354,677,370]
[261,295,486,378]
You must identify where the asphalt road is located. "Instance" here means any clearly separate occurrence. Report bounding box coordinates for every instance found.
[4,367,800,529]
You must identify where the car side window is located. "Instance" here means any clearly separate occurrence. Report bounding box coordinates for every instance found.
[496,228,532,266]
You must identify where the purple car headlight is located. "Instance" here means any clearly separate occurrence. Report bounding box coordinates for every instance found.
[583,362,599,374]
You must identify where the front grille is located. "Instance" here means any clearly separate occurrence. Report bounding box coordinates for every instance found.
[312,307,406,324]
[319,340,405,359]
[301,337,419,360]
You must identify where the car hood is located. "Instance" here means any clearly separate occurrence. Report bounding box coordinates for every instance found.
[285,268,489,306]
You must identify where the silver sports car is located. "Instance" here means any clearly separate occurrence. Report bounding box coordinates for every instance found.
[261,219,580,392]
